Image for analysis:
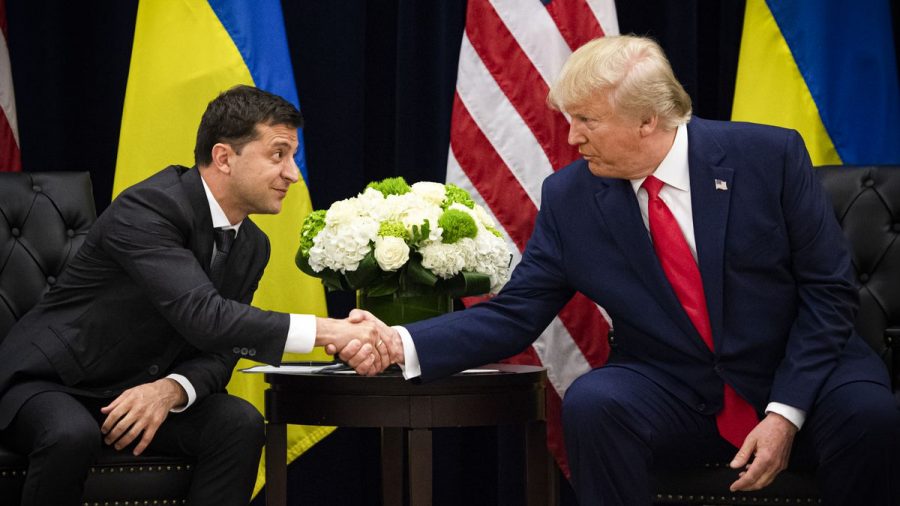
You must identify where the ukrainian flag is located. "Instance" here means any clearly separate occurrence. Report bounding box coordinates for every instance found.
[114,0,332,496]
[733,0,900,165]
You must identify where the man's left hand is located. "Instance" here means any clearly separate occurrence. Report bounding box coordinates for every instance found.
[728,412,798,492]
[100,378,187,456]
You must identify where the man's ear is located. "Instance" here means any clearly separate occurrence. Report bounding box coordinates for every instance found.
[210,143,233,174]
[639,114,659,137]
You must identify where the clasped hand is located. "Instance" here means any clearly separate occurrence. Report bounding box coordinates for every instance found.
[317,310,403,376]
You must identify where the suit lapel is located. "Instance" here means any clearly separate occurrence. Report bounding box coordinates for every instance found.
[180,167,215,278]
[593,177,707,352]
[687,119,732,352]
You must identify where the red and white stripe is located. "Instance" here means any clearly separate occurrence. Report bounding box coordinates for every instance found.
[447,0,618,476]
[0,0,21,172]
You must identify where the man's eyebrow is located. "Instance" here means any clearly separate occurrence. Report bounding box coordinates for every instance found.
[270,139,294,148]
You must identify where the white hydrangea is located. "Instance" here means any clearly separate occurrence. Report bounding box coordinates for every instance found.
[388,193,442,235]
[308,216,379,273]
[419,242,466,279]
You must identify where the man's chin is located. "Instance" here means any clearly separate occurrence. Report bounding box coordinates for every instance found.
[586,161,611,177]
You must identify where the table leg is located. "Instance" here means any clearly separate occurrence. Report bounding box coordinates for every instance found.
[265,422,287,506]
[408,428,433,506]
[381,427,405,506]
[525,420,556,506]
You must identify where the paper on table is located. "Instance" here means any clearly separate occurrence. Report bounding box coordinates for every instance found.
[240,364,339,375]
[241,364,502,375]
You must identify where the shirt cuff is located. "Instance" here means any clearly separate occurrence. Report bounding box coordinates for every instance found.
[284,314,316,354]
[765,402,806,430]
[166,374,196,413]
[394,325,421,380]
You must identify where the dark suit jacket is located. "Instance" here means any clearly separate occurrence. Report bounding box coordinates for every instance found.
[407,118,888,417]
[0,166,289,428]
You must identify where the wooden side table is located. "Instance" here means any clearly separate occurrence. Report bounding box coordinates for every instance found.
[264,363,552,506]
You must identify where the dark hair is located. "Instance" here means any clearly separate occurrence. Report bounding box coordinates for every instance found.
[194,85,303,166]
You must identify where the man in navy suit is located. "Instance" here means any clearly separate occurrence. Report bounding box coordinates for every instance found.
[0,85,390,506]
[351,36,900,504]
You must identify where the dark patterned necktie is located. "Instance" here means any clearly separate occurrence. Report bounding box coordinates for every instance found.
[210,228,235,287]
[642,175,757,448]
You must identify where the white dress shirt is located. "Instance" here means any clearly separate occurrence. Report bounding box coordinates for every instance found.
[398,124,805,430]
[167,176,316,411]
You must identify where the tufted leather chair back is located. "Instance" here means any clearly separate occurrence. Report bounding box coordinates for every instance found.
[817,165,900,388]
[0,171,192,505]
[0,172,96,340]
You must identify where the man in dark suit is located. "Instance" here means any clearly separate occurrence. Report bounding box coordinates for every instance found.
[0,85,390,506]
[352,36,900,504]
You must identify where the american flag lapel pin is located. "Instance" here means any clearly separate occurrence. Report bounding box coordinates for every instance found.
[715,179,728,191]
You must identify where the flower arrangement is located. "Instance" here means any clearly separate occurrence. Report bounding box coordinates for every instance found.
[296,177,512,299]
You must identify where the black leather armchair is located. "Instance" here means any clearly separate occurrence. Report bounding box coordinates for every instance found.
[651,165,900,505]
[0,172,193,505]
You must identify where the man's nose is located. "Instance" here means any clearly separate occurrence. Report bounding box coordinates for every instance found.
[284,157,300,183]
[567,122,585,146]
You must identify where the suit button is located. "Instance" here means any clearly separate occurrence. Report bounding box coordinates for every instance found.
[859,273,870,283]
[11,228,20,237]
[67,229,75,237]
[240,347,249,356]
[697,403,707,412]
[148,364,159,375]
[714,364,723,374]
[32,185,42,192]
[248,348,256,357]
[864,178,875,187]
[47,276,56,285]
[233,347,241,354]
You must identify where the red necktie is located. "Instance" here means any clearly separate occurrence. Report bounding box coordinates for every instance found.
[642,175,757,448]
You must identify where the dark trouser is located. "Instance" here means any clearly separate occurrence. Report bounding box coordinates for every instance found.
[562,366,900,506]
[0,390,265,506]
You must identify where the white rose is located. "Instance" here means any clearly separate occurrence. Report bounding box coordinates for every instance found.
[374,236,410,271]
[473,203,497,229]
[411,182,447,206]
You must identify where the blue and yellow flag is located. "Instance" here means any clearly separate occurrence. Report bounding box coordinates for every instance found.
[114,0,332,496]
[733,0,900,165]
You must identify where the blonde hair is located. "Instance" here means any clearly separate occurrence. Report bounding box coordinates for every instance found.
[548,35,692,130]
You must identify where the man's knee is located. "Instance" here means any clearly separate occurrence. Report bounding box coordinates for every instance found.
[814,382,900,453]
[210,395,265,448]
[563,371,631,434]
[32,413,101,460]
[847,394,900,445]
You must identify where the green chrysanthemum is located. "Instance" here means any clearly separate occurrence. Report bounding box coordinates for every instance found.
[439,209,478,244]
[443,183,474,209]
[367,176,411,196]
[378,220,410,241]
[298,209,327,256]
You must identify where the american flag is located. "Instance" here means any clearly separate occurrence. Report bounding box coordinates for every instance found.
[447,0,619,476]
[0,0,20,172]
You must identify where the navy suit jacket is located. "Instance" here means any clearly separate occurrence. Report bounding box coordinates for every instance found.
[407,118,888,417]
[0,166,289,428]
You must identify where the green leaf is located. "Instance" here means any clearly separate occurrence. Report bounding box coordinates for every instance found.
[439,271,491,297]
[406,255,438,287]
[344,250,381,290]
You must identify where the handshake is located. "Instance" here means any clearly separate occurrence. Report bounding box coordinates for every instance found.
[314,309,404,376]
